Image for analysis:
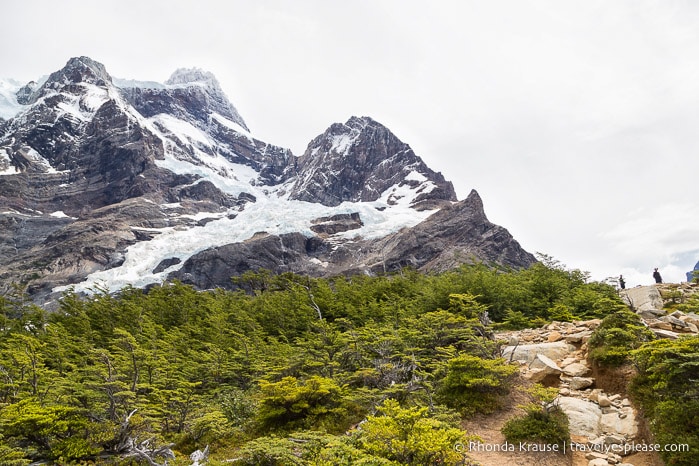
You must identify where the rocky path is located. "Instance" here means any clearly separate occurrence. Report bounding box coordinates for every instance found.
[469,285,699,466]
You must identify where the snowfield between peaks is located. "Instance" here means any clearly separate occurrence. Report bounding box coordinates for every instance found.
[54,193,437,295]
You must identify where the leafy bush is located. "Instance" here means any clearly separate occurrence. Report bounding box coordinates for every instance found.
[501,384,569,448]
[501,406,569,448]
[357,399,474,465]
[630,336,699,466]
[256,376,359,433]
[437,354,517,415]
[588,309,655,366]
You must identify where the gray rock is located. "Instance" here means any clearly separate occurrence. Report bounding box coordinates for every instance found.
[563,362,591,377]
[660,315,688,328]
[652,328,680,339]
[502,341,571,364]
[558,396,603,437]
[285,116,457,207]
[310,213,363,235]
[530,353,563,372]
[569,377,595,390]
[637,308,666,319]
[600,407,638,439]
[620,286,664,312]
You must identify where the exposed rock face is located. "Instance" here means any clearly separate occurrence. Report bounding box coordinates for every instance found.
[687,260,699,282]
[619,286,664,313]
[172,233,329,289]
[0,57,537,302]
[284,116,456,207]
[363,190,536,273]
[170,190,536,290]
[310,213,363,235]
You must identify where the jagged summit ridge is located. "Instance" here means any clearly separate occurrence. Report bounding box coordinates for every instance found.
[285,116,457,207]
[50,56,113,86]
[0,56,536,304]
[16,56,113,106]
[119,65,249,132]
[165,67,218,87]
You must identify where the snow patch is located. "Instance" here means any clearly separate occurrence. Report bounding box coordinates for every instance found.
[378,178,437,207]
[23,147,66,174]
[113,78,167,89]
[54,195,436,295]
[152,113,213,148]
[405,170,428,183]
[0,148,18,175]
[212,113,252,140]
[0,78,27,119]
[309,258,329,268]
[49,211,76,219]
[154,153,263,198]
[330,134,354,155]
[53,83,109,122]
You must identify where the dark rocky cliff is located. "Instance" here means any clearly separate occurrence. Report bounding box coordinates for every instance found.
[170,190,536,290]
[284,116,456,208]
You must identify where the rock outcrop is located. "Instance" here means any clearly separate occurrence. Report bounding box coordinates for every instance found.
[284,116,456,207]
[170,190,536,290]
[687,260,699,282]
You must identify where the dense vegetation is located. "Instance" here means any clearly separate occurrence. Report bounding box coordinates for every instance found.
[630,335,699,466]
[0,258,623,464]
[585,290,699,466]
[501,386,569,449]
[588,308,655,366]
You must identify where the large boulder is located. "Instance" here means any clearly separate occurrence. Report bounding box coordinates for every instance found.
[600,407,638,439]
[620,286,664,313]
[558,396,603,438]
[502,341,572,364]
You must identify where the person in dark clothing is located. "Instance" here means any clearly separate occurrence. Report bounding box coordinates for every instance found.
[653,268,662,284]
[619,275,626,290]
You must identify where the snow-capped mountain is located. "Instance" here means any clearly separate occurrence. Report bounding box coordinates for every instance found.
[282,116,456,208]
[0,57,535,304]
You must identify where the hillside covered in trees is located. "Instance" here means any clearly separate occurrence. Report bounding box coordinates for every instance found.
[1,258,697,465]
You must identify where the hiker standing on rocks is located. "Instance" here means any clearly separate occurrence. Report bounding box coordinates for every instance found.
[619,275,626,290]
[653,268,663,284]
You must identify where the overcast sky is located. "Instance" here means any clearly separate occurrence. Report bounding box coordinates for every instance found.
[3,0,699,286]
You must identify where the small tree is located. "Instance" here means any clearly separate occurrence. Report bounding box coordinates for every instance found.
[358,399,475,465]
[437,354,517,415]
[588,309,655,366]
[256,376,357,433]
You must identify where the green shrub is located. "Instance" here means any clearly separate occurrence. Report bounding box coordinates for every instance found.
[501,406,569,448]
[630,336,699,466]
[256,376,359,433]
[357,399,473,466]
[588,309,655,366]
[436,354,517,415]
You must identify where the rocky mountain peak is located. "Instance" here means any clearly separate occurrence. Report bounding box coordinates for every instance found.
[0,58,537,305]
[165,67,218,87]
[285,116,457,207]
[118,66,249,132]
[41,57,112,97]
[12,57,114,108]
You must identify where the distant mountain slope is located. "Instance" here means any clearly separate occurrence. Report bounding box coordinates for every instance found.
[0,57,535,304]
[282,116,456,208]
